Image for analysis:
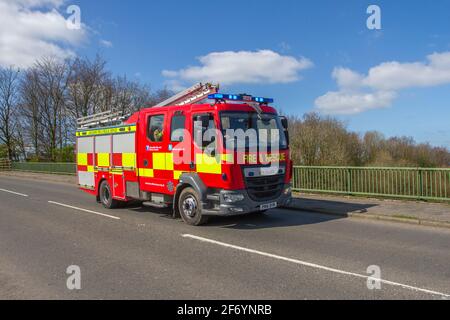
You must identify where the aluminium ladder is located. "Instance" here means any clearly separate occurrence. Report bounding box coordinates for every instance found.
[77,82,219,129]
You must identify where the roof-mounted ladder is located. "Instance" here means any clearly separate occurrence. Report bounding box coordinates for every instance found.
[77,83,219,129]
[154,82,219,107]
[77,110,129,129]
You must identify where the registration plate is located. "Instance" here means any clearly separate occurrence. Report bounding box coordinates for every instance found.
[260,166,279,176]
[260,202,277,211]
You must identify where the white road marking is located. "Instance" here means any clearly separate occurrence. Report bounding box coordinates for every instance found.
[182,234,450,298]
[0,188,29,197]
[48,201,121,220]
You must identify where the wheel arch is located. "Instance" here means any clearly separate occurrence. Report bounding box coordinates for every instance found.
[96,178,107,202]
[173,173,206,218]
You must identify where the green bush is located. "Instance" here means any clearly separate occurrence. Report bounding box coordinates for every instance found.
[0,144,7,159]
[53,145,76,163]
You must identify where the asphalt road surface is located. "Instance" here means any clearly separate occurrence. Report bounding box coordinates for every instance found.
[1,175,449,300]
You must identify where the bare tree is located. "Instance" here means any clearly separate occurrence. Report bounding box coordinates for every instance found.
[287,112,449,167]
[67,55,109,118]
[0,67,21,160]
[20,67,42,159]
[41,58,72,161]
[108,75,152,114]
[67,56,154,118]
[147,87,174,107]
[20,58,72,161]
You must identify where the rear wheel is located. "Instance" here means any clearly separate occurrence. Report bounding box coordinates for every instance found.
[178,187,209,226]
[99,180,120,209]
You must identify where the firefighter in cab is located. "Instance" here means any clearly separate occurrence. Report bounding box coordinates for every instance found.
[153,127,163,142]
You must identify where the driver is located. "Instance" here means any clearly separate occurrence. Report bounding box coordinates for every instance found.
[153,128,163,142]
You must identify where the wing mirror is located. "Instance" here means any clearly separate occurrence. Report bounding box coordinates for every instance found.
[280,116,288,130]
[280,116,289,146]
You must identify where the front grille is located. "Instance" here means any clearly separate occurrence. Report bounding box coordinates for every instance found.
[244,172,285,201]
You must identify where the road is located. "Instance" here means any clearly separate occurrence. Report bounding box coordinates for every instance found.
[0,174,449,300]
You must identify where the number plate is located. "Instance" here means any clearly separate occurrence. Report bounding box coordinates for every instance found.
[260,202,277,210]
[260,166,279,176]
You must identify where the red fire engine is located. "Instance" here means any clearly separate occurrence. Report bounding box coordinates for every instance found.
[76,83,292,225]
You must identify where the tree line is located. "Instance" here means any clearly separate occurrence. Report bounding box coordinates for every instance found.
[288,113,450,168]
[0,56,172,162]
[0,55,449,167]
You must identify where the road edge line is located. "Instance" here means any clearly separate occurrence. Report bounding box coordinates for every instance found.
[0,188,29,197]
[48,201,121,220]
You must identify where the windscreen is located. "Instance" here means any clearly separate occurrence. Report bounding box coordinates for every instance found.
[220,112,288,151]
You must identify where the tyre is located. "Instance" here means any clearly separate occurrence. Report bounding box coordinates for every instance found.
[99,180,120,209]
[178,187,209,226]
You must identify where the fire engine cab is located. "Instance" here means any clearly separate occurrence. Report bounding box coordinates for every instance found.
[76,83,292,225]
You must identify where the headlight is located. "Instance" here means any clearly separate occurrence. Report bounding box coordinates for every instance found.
[223,192,245,203]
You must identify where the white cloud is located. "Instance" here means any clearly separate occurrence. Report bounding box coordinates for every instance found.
[315,90,397,115]
[163,79,187,92]
[162,50,313,86]
[0,0,86,69]
[161,70,178,78]
[99,39,113,48]
[315,51,450,114]
[10,0,64,7]
[363,52,450,90]
[332,67,364,90]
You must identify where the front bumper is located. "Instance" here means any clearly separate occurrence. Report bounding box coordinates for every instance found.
[202,184,292,216]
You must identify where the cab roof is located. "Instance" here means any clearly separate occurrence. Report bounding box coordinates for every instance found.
[125,102,278,124]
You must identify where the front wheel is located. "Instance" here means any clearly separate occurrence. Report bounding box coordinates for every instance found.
[178,187,209,226]
[99,180,120,209]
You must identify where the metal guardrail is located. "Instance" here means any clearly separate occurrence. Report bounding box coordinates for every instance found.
[7,162,450,201]
[292,166,450,202]
[11,162,76,175]
[0,158,11,171]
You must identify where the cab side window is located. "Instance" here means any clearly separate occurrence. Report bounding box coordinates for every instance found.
[193,113,216,150]
[170,115,186,142]
[148,114,165,142]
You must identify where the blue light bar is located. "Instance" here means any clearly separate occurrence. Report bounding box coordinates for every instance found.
[208,93,274,104]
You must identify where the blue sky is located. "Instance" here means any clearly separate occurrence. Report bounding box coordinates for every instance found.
[2,0,450,147]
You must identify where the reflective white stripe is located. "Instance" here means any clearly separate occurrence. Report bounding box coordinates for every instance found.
[48,201,120,220]
[0,188,28,197]
[182,234,450,298]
